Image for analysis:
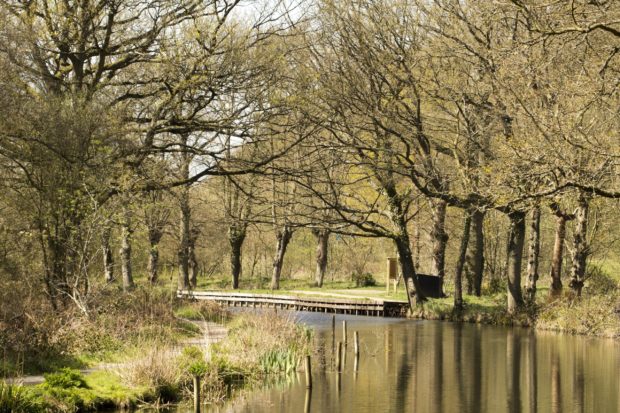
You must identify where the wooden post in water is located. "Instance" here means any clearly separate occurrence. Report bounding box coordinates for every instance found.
[354,331,360,356]
[331,315,336,366]
[305,355,312,388]
[336,341,343,372]
[342,320,347,345]
[193,375,201,413]
[304,387,312,413]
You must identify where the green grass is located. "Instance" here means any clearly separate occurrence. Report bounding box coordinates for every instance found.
[193,275,408,303]
[23,369,147,412]
[0,381,39,413]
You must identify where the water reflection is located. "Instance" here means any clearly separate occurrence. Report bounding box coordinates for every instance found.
[183,313,620,413]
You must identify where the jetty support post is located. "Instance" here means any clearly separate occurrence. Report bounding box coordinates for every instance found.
[193,375,200,413]
[305,355,312,388]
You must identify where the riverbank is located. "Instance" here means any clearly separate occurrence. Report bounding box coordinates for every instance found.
[192,275,620,339]
[1,286,313,412]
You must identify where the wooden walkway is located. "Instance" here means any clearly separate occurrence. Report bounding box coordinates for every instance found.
[178,290,409,318]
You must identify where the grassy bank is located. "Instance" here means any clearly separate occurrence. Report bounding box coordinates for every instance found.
[2,284,312,412]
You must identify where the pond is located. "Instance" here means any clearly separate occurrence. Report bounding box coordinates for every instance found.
[191,312,620,412]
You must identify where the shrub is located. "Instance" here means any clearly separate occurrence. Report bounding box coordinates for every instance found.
[177,346,209,377]
[483,275,506,295]
[585,264,618,295]
[43,368,88,390]
[352,272,376,287]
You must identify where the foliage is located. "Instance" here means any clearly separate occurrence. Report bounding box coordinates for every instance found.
[43,369,88,390]
[259,349,298,375]
[352,272,377,287]
[177,346,209,377]
[585,264,618,295]
[537,294,620,338]
[0,381,40,413]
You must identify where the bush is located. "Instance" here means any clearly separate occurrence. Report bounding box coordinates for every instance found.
[43,368,88,390]
[585,264,618,295]
[352,272,376,287]
[483,275,506,295]
[177,346,209,377]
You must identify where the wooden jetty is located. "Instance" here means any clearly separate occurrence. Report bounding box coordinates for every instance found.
[177,290,409,318]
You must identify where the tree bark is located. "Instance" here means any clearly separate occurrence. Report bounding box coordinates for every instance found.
[430,199,449,293]
[229,225,246,289]
[178,192,191,291]
[147,227,164,284]
[569,194,590,297]
[549,204,574,297]
[465,209,485,296]
[102,226,114,283]
[188,229,198,288]
[271,225,293,290]
[525,207,541,303]
[394,233,426,307]
[119,210,134,291]
[550,215,566,297]
[506,211,526,313]
[147,243,159,284]
[386,185,426,306]
[312,229,330,287]
[454,211,472,312]
[413,210,421,271]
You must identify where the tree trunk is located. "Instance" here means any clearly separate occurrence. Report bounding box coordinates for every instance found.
[271,226,293,290]
[429,199,449,293]
[102,226,114,283]
[119,210,134,291]
[147,243,159,284]
[394,233,427,307]
[413,212,421,271]
[550,215,567,297]
[525,207,541,303]
[147,227,163,284]
[506,211,526,313]
[569,194,590,297]
[229,226,246,289]
[465,209,485,296]
[188,229,198,288]
[178,193,191,291]
[454,211,472,312]
[312,229,330,287]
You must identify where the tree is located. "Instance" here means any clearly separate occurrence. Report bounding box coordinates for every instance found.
[548,202,575,297]
[142,191,172,284]
[525,206,541,302]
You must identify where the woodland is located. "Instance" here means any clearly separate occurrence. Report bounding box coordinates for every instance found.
[1,0,620,380]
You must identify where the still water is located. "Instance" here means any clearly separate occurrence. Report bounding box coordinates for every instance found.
[203,312,619,413]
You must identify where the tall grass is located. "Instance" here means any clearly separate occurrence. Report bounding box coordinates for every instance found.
[118,345,181,403]
[0,381,38,413]
[213,312,312,379]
